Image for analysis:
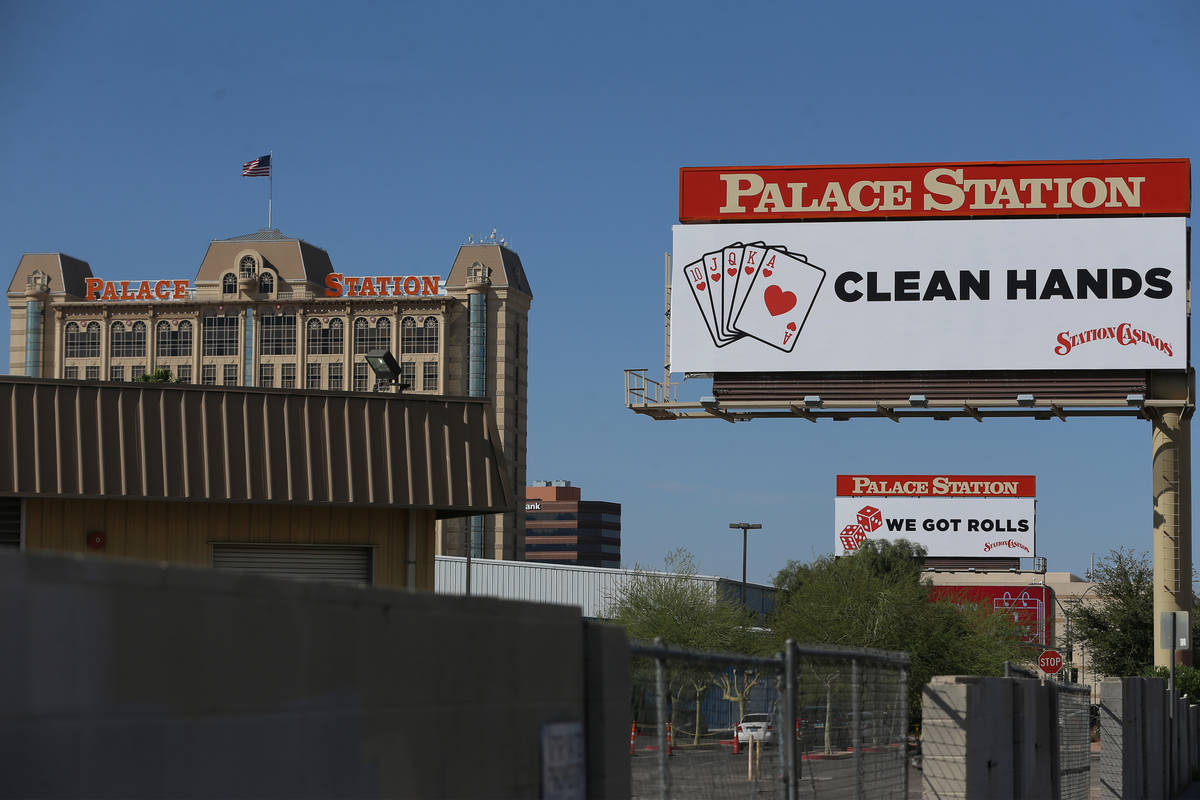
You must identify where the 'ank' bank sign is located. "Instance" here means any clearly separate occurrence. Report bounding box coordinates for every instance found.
[834,474,1036,558]
[669,159,1188,374]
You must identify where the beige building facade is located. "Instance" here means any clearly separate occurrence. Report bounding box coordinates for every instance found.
[6,229,531,561]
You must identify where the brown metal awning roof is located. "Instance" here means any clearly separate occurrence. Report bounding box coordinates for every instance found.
[0,378,512,517]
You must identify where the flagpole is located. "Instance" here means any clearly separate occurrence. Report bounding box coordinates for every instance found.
[268,150,273,230]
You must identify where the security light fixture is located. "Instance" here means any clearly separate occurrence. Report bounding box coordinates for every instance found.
[908,394,928,407]
[1017,393,1036,406]
[364,350,409,392]
[1126,393,1146,406]
[699,395,719,408]
[803,395,823,407]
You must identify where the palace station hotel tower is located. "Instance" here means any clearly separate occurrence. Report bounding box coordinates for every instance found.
[5,229,532,561]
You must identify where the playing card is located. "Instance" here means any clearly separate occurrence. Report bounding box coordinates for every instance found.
[698,248,740,345]
[683,257,736,348]
[732,247,825,352]
[717,245,746,338]
[727,242,768,329]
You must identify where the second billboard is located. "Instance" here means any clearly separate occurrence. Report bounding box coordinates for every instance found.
[835,474,1036,558]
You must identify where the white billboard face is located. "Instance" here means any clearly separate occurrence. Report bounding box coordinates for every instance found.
[834,497,1036,558]
[670,217,1187,372]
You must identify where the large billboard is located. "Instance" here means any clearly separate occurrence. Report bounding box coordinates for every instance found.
[835,474,1035,558]
[670,216,1186,373]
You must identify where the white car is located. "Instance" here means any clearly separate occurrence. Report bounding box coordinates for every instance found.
[735,713,776,745]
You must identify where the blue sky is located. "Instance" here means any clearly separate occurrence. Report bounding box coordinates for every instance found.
[3,0,1197,584]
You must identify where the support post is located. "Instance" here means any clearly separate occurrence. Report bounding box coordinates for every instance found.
[654,637,668,797]
[785,640,798,799]
[1152,409,1193,668]
[852,657,863,799]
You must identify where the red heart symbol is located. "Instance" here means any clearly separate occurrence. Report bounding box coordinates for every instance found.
[696,281,706,291]
[710,272,720,282]
[727,267,736,276]
[762,268,773,277]
[764,284,797,316]
[787,322,797,331]
[745,266,754,275]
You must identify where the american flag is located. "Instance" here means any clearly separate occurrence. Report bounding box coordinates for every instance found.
[242,154,271,177]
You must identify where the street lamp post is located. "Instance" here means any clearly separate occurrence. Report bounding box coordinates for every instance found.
[728,522,763,606]
[1055,584,1100,683]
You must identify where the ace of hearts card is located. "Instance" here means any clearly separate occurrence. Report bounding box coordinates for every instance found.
[732,248,825,352]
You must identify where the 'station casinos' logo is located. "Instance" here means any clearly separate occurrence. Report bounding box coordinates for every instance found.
[683,242,825,353]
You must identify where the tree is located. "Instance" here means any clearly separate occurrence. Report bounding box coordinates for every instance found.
[1070,548,1155,676]
[607,548,760,744]
[135,367,184,384]
[1148,664,1200,699]
[769,539,1030,730]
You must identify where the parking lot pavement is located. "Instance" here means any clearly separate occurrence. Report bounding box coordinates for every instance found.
[630,744,912,799]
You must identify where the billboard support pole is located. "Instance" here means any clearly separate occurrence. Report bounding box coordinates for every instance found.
[1151,406,1193,668]
[664,251,671,388]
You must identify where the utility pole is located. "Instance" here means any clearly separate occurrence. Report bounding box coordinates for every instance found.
[729,523,763,606]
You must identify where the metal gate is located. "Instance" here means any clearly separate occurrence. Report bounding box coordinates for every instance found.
[629,638,911,799]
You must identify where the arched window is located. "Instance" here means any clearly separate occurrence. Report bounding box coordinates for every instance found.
[65,322,100,358]
[239,255,257,278]
[258,271,275,294]
[400,317,416,353]
[158,320,193,358]
[156,321,171,352]
[111,321,147,358]
[309,317,344,355]
[353,316,390,353]
[401,315,438,354]
[312,316,345,355]
[131,321,147,357]
[222,273,237,294]
[353,317,369,353]
[422,316,439,353]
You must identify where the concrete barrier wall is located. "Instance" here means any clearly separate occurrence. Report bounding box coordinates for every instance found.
[0,551,631,799]
[922,676,1089,800]
[1098,677,1200,800]
[922,676,1042,799]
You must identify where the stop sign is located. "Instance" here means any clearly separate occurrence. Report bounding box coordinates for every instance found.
[1038,649,1064,675]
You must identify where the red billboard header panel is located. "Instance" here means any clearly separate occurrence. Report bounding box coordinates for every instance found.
[836,474,1036,498]
[679,159,1190,223]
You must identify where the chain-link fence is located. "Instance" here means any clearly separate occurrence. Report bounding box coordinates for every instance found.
[1005,661,1092,800]
[629,638,910,799]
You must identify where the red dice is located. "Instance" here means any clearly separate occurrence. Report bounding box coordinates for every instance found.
[857,506,882,532]
[840,524,866,551]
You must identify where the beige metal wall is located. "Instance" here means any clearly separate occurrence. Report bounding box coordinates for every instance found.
[21,498,436,590]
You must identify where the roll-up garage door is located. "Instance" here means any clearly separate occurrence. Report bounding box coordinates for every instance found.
[211,544,372,585]
[0,498,19,549]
